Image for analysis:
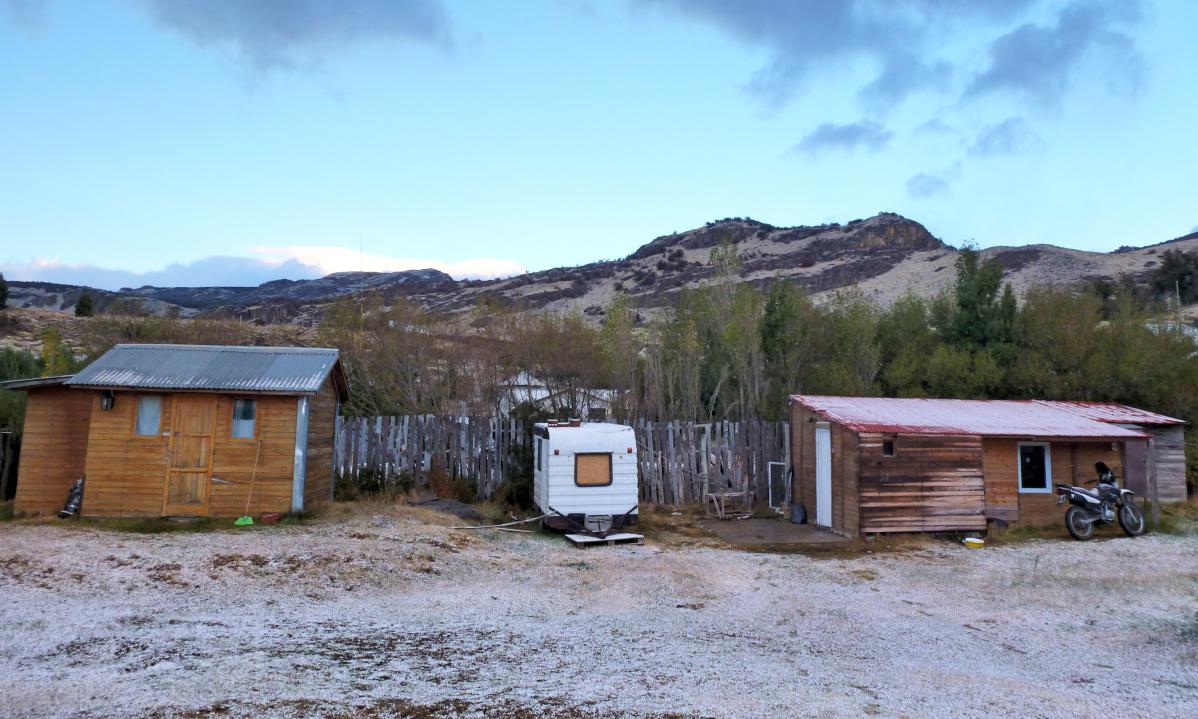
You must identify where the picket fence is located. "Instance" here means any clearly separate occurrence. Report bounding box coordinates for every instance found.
[333,416,790,506]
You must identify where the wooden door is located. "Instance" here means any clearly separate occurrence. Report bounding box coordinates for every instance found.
[163,395,217,517]
[1123,438,1148,495]
[815,423,832,527]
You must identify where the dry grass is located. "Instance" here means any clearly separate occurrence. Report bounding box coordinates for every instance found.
[634,505,722,548]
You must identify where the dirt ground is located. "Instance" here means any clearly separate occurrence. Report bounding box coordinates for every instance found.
[1,506,1196,719]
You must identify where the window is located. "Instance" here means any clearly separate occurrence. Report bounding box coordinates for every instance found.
[575,453,613,487]
[135,395,162,436]
[536,438,542,472]
[231,399,257,439]
[1018,442,1052,493]
[882,439,895,457]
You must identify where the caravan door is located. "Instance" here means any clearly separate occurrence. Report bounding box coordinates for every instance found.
[814,423,832,527]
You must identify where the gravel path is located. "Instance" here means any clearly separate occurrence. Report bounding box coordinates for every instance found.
[1,510,1196,719]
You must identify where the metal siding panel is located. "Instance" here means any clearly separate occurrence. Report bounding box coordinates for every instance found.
[291,397,310,513]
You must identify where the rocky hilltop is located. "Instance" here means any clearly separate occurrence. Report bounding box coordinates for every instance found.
[7,213,1197,325]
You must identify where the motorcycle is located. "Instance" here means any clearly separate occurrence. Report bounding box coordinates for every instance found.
[1055,462,1146,541]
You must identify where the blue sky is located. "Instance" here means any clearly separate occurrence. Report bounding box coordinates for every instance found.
[1,0,1196,290]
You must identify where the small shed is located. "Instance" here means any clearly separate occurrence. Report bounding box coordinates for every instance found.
[0,344,349,518]
[1034,401,1187,503]
[789,396,1184,536]
[532,421,638,523]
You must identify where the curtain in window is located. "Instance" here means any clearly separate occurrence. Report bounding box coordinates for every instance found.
[136,396,161,436]
[232,399,257,439]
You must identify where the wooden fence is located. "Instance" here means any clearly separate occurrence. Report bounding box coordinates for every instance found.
[333,416,790,505]
[334,415,527,500]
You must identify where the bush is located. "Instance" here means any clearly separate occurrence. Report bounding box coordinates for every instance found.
[334,469,412,501]
[74,293,95,317]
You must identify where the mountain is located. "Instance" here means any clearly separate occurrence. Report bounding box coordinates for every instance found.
[7,213,1198,325]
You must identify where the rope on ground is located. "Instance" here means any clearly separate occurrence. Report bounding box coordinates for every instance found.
[450,513,551,530]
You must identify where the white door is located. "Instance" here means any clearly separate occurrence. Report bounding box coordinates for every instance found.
[815,424,832,527]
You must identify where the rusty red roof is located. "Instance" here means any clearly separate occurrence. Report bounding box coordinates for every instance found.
[790,395,1149,439]
[1032,400,1184,426]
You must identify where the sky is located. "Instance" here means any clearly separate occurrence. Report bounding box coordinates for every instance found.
[1,0,1196,290]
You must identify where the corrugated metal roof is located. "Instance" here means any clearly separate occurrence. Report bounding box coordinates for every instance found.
[790,395,1148,439]
[1032,400,1184,426]
[65,344,342,396]
[0,375,74,391]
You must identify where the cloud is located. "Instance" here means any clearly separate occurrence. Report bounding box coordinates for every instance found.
[249,245,524,280]
[133,0,451,70]
[1,256,323,291]
[906,173,951,198]
[968,117,1040,157]
[967,0,1144,103]
[794,120,892,157]
[637,0,1035,109]
[1,248,525,291]
[639,0,1143,117]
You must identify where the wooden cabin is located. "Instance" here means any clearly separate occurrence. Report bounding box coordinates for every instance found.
[789,396,1185,536]
[1,344,349,519]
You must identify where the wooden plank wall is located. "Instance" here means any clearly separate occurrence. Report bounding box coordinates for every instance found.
[206,395,297,518]
[82,391,298,518]
[790,405,814,516]
[983,438,1124,526]
[304,377,338,510]
[1150,426,1187,502]
[787,404,860,534]
[857,433,986,533]
[12,389,92,516]
[335,416,789,506]
[82,392,173,517]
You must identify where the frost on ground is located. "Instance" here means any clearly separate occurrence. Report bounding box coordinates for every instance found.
[0,508,1196,719]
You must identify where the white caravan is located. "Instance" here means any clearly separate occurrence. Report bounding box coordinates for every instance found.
[532,421,639,528]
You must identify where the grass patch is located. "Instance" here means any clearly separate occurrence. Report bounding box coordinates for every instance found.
[1151,500,1198,534]
[984,522,1071,545]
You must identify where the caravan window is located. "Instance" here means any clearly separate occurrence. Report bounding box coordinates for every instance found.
[536,438,542,471]
[575,453,613,487]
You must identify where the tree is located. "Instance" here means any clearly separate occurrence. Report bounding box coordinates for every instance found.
[0,272,7,309]
[74,292,95,317]
[876,292,937,397]
[1151,249,1198,305]
[760,280,816,418]
[40,329,75,377]
[600,294,641,421]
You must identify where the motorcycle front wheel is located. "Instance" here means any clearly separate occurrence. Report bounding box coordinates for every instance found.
[1065,506,1094,541]
[1118,502,1146,537]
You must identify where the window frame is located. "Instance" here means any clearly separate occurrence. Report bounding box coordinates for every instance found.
[133,394,163,437]
[881,438,895,457]
[1017,441,1053,493]
[573,452,614,488]
[229,397,259,441]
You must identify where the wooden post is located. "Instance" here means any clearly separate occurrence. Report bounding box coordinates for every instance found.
[1147,437,1161,526]
[0,432,11,502]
